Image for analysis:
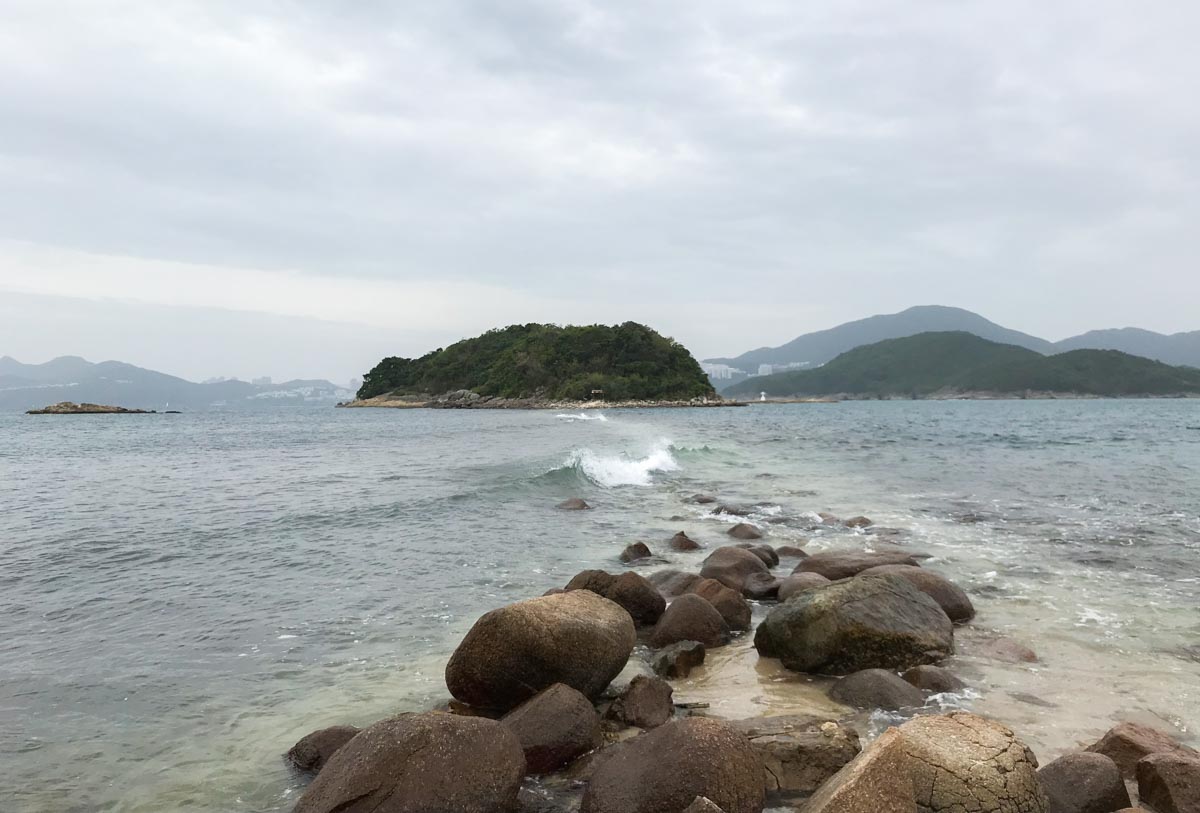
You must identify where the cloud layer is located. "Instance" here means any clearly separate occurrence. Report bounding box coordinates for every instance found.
[2,1,1197,379]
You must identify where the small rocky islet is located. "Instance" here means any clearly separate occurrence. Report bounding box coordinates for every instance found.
[282,500,1200,813]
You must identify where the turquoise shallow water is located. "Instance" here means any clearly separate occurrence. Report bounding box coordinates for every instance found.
[2,401,1198,811]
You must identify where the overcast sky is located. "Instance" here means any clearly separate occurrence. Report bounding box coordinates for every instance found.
[2,0,1198,382]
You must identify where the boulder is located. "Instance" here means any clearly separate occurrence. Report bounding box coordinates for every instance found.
[287,725,360,774]
[700,546,770,592]
[293,712,525,813]
[689,494,718,504]
[605,675,674,729]
[801,712,1047,813]
[776,545,808,559]
[581,717,765,813]
[728,523,764,540]
[670,531,702,551]
[446,591,636,711]
[829,669,925,710]
[565,569,666,627]
[1136,752,1200,813]
[651,640,706,678]
[901,664,966,694]
[736,543,779,567]
[742,572,781,600]
[755,575,953,674]
[557,498,590,510]
[648,569,704,597]
[1086,721,1197,778]
[729,716,860,794]
[793,550,921,580]
[650,594,729,649]
[1037,752,1130,813]
[690,577,753,631]
[713,503,756,516]
[844,516,873,528]
[778,572,830,602]
[501,683,600,774]
[858,564,975,622]
[620,542,653,563]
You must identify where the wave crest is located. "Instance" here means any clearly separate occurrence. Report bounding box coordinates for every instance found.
[561,440,679,487]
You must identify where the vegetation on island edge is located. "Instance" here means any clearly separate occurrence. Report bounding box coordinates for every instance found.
[357,322,715,402]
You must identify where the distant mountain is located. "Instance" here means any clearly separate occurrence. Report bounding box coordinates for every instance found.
[723,332,1200,398]
[1054,328,1200,367]
[704,306,1055,380]
[0,356,352,411]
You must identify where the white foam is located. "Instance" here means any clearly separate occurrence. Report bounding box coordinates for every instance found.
[567,440,679,487]
[554,412,608,422]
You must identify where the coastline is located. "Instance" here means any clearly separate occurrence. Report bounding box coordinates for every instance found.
[748,390,1200,402]
[338,391,746,409]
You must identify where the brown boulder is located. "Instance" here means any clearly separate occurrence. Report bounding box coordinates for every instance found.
[901,664,966,694]
[1137,752,1200,813]
[778,572,830,602]
[688,494,718,504]
[557,498,591,510]
[565,569,665,626]
[605,675,674,729]
[620,542,653,563]
[1037,752,1130,813]
[829,669,924,710]
[651,640,706,678]
[793,549,921,580]
[501,683,600,774]
[735,543,779,567]
[858,564,975,622]
[1087,721,1196,778]
[287,725,360,774]
[670,531,702,551]
[776,545,808,558]
[700,546,769,592]
[446,591,636,711]
[293,712,525,813]
[844,516,872,528]
[728,522,764,540]
[690,577,753,630]
[742,572,781,600]
[648,569,704,597]
[581,717,765,813]
[730,716,860,794]
[650,594,729,649]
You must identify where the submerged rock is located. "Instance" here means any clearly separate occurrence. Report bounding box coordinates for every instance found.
[446,591,636,711]
[793,550,922,580]
[728,523,764,541]
[501,683,600,774]
[901,664,966,694]
[287,725,360,774]
[844,516,873,528]
[670,531,702,551]
[1037,752,1130,813]
[650,594,729,648]
[581,717,765,813]
[557,497,591,510]
[828,669,925,710]
[700,546,769,592]
[651,640,706,678]
[857,564,975,623]
[605,674,674,729]
[620,542,653,563]
[730,716,860,794]
[565,570,665,627]
[292,712,525,813]
[755,574,953,674]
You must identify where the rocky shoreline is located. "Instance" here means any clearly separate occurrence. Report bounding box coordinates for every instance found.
[338,389,745,410]
[25,401,164,414]
[281,500,1199,813]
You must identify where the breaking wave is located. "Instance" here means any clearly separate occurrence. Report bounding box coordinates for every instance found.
[554,412,609,422]
[555,440,679,487]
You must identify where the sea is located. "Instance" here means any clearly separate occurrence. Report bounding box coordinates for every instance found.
[2,401,1198,812]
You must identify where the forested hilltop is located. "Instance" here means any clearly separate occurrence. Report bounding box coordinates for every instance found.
[724,332,1200,398]
[357,323,715,402]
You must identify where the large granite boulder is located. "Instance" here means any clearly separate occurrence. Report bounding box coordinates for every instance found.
[565,570,666,627]
[1086,722,1197,778]
[1137,752,1200,813]
[691,577,753,630]
[287,725,360,774]
[778,572,830,602]
[650,594,729,648]
[501,683,600,774]
[755,574,954,674]
[293,712,525,813]
[605,674,674,729]
[1037,752,1130,813]
[857,564,975,622]
[828,668,924,711]
[793,549,921,580]
[700,546,769,592]
[802,712,1047,813]
[581,717,765,813]
[729,716,860,794]
[446,591,636,711]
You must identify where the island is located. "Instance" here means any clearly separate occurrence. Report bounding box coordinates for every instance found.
[26,401,157,414]
[723,331,1200,399]
[343,322,736,408]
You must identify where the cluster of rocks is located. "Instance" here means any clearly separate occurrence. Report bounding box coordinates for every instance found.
[281,497,1199,813]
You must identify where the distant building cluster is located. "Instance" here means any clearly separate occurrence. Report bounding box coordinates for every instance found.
[756,361,813,376]
[700,363,745,380]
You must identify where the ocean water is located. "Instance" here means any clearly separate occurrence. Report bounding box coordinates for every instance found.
[2,401,1198,812]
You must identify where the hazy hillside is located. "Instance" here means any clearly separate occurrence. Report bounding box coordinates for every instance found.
[705,306,1055,373]
[724,332,1200,398]
[0,356,351,411]
[1054,327,1200,367]
[358,322,713,401]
